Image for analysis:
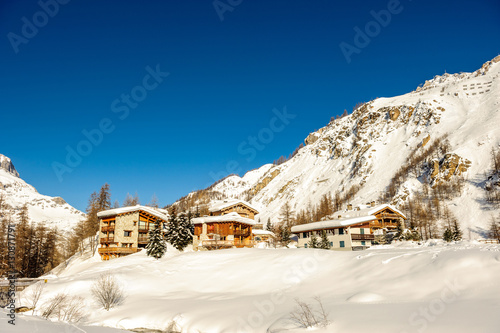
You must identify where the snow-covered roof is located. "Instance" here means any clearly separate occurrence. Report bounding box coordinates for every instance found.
[252,229,275,236]
[291,215,378,233]
[97,205,169,221]
[331,204,406,220]
[191,212,257,225]
[209,199,259,213]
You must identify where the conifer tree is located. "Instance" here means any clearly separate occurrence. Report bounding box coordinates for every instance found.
[266,218,272,231]
[489,214,500,241]
[280,223,291,248]
[146,219,167,259]
[319,230,331,250]
[452,219,462,241]
[308,232,319,248]
[167,213,193,252]
[443,227,453,242]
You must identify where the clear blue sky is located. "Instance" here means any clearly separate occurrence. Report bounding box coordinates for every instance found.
[1,0,499,211]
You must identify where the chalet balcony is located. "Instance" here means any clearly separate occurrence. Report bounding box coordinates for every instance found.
[234,239,254,247]
[377,213,401,219]
[101,225,115,232]
[351,234,375,241]
[98,247,139,254]
[100,237,115,244]
[370,221,399,229]
[138,236,149,244]
[138,226,149,232]
[232,229,251,236]
[201,240,234,248]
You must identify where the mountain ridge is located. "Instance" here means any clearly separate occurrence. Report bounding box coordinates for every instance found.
[172,55,500,237]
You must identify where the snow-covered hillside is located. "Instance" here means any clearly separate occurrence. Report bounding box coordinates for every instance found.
[11,242,500,333]
[175,56,500,237]
[0,154,84,231]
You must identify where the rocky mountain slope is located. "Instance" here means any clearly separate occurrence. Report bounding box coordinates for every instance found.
[174,56,500,237]
[0,154,84,231]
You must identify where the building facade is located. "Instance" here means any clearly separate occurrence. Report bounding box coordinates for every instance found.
[292,203,406,251]
[192,200,259,250]
[97,205,169,260]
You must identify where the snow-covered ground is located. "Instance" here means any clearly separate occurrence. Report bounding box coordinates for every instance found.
[5,242,500,333]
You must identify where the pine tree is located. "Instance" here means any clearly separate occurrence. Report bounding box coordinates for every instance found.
[319,230,331,250]
[489,215,500,241]
[146,219,167,259]
[452,219,462,241]
[308,232,319,248]
[167,213,193,252]
[266,218,272,231]
[443,228,453,242]
[280,223,291,248]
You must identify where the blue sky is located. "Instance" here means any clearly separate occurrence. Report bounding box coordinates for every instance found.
[0,0,499,211]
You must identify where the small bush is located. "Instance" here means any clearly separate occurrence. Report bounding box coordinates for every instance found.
[91,273,125,311]
[289,297,330,329]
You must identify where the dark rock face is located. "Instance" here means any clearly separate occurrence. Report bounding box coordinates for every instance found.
[0,154,19,178]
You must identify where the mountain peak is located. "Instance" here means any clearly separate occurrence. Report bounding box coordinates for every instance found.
[0,154,19,178]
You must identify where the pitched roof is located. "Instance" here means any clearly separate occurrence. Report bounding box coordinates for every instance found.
[97,205,169,221]
[252,229,275,236]
[291,215,378,233]
[191,212,257,225]
[208,199,259,213]
[331,203,406,220]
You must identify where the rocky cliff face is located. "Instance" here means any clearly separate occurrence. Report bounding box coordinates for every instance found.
[0,154,19,178]
[174,56,500,237]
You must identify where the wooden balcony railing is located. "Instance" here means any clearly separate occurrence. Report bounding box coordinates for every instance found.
[350,234,375,241]
[98,247,139,254]
[101,225,115,232]
[100,237,115,244]
[233,229,250,236]
[138,236,149,244]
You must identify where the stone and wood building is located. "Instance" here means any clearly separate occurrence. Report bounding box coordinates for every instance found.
[97,205,169,260]
[291,203,407,250]
[192,200,259,250]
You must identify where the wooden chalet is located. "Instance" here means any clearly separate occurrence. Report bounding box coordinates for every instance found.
[192,199,259,250]
[292,203,406,250]
[97,205,169,260]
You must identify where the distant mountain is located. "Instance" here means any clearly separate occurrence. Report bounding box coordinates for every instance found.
[173,55,500,237]
[0,154,84,231]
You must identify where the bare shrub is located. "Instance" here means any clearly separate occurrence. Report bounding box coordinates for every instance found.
[91,273,125,311]
[289,297,330,329]
[41,293,68,319]
[25,281,45,313]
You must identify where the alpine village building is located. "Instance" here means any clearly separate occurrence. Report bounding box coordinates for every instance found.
[291,203,407,251]
[97,205,169,260]
[192,200,260,250]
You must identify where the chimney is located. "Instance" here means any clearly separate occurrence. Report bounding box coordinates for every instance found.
[347,203,352,211]
[371,201,375,207]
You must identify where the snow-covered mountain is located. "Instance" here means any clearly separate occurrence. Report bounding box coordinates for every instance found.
[0,154,84,231]
[175,56,500,237]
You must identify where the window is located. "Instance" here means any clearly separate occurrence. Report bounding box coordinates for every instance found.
[339,228,344,235]
[124,231,132,237]
[340,241,345,248]
[360,228,364,235]
[361,241,366,246]
[304,243,308,248]
[303,232,308,238]
[329,242,333,247]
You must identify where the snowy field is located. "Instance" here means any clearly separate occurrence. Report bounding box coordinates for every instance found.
[2,242,500,333]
